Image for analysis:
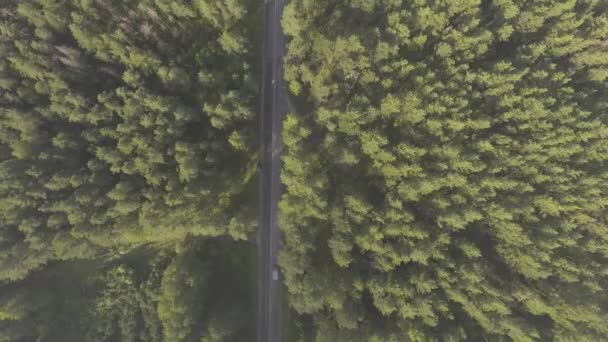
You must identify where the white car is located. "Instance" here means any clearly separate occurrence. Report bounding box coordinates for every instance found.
[272,267,279,281]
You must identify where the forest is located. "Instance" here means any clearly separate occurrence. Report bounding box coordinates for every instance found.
[280,0,608,341]
[2,0,608,341]
[0,0,259,341]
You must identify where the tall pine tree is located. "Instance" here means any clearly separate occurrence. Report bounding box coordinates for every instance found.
[280,0,608,340]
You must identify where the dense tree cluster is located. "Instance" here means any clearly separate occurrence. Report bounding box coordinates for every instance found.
[0,0,258,340]
[280,0,608,340]
[3,0,608,340]
[0,0,259,280]
[0,240,255,342]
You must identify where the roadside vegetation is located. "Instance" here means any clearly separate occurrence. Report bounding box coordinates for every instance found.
[0,0,259,341]
[3,0,608,341]
[280,0,608,340]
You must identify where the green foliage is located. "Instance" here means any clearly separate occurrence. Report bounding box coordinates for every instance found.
[0,261,97,342]
[158,245,209,342]
[0,0,259,341]
[281,0,608,340]
[87,266,143,342]
[0,240,255,342]
[0,0,258,278]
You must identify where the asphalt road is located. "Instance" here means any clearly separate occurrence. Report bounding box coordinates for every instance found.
[258,0,287,341]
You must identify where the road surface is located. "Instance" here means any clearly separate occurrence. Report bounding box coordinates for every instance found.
[258,0,287,341]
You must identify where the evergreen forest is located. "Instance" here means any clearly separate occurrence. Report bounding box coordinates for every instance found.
[280,0,608,341]
[1,0,608,341]
[0,0,259,341]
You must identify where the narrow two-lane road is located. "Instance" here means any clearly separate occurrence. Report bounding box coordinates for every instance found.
[258,0,287,341]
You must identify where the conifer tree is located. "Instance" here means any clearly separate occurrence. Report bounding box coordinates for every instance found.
[281,0,608,340]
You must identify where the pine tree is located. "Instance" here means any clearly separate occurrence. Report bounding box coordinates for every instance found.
[281,0,608,340]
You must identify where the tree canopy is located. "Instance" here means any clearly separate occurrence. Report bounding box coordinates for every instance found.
[0,240,255,342]
[280,0,608,340]
[0,0,259,277]
[3,0,608,340]
[0,0,258,340]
